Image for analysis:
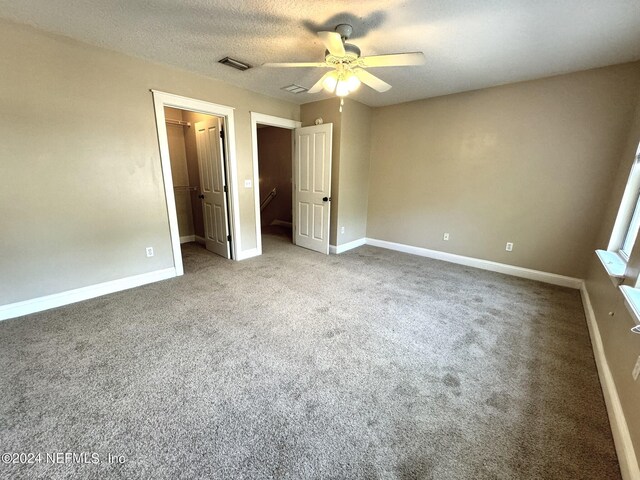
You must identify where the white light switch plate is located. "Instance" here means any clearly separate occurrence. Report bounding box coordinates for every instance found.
[244,179,252,188]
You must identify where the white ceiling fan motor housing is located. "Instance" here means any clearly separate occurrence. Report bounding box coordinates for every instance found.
[325,43,361,65]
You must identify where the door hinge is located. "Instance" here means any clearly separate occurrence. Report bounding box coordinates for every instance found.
[227,235,231,242]
[223,185,227,193]
[220,129,225,140]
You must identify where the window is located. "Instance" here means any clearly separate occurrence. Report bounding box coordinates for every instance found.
[620,186,640,260]
[608,147,640,262]
[602,143,640,327]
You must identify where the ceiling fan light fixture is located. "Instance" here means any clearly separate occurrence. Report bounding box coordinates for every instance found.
[266,24,424,98]
[335,80,350,97]
[322,72,339,93]
[346,73,361,92]
[325,70,361,97]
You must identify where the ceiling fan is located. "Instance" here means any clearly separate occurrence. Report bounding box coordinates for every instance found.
[263,24,425,97]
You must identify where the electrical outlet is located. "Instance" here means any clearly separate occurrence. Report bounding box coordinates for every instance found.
[340,226,345,234]
[506,242,513,252]
[443,233,449,241]
[146,247,154,258]
[244,179,252,188]
[633,356,640,381]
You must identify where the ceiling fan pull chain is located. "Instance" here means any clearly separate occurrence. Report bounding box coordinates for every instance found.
[340,97,344,113]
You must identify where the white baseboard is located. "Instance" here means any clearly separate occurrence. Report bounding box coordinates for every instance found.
[580,284,640,480]
[330,237,366,254]
[195,235,205,245]
[270,219,292,228]
[0,268,177,321]
[180,235,196,244]
[365,238,582,289]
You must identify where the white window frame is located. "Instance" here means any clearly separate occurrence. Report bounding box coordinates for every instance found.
[608,150,640,262]
[605,144,640,334]
[620,187,640,261]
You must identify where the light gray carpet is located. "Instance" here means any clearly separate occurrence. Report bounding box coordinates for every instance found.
[0,230,620,479]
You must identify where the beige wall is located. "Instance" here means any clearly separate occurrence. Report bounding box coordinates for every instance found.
[0,19,298,304]
[337,99,372,244]
[257,127,292,227]
[585,93,640,460]
[301,98,372,246]
[367,63,640,278]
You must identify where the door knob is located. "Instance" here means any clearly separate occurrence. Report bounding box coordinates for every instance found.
[198,194,205,199]
[322,196,331,202]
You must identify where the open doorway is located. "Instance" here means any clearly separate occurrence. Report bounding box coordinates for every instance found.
[250,113,300,255]
[251,113,333,256]
[256,124,294,249]
[153,91,241,275]
[164,106,233,266]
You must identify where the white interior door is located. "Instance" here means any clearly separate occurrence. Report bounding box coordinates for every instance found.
[294,124,333,254]
[195,118,231,259]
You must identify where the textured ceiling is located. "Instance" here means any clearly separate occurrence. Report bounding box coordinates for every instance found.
[2,0,640,107]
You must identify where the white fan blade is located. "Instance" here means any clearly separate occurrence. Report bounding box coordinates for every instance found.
[354,68,391,92]
[309,71,335,93]
[317,31,345,57]
[361,52,425,67]
[263,62,328,68]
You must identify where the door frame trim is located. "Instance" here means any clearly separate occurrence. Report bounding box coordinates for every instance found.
[250,112,301,256]
[152,90,240,273]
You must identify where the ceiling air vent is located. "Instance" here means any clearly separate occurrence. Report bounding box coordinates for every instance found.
[281,84,308,94]
[218,57,251,71]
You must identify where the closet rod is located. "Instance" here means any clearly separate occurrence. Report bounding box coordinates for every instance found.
[165,118,191,127]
